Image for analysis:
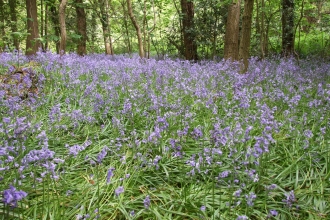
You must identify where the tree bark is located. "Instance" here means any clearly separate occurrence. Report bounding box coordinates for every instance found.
[224,0,241,61]
[48,0,60,53]
[281,0,295,57]
[40,0,44,51]
[0,0,6,51]
[90,9,97,53]
[45,2,48,50]
[121,1,131,54]
[75,0,87,55]
[239,0,254,72]
[26,0,41,55]
[9,0,19,50]
[127,0,144,58]
[180,0,198,60]
[98,0,113,55]
[59,0,68,55]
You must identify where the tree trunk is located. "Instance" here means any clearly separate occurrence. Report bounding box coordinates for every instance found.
[26,0,41,55]
[0,0,6,51]
[224,0,241,61]
[45,2,48,50]
[98,0,113,55]
[120,1,131,54]
[260,0,266,58]
[239,0,254,73]
[143,0,147,56]
[90,9,97,53]
[59,0,68,55]
[256,0,266,59]
[75,0,87,55]
[9,0,19,50]
[180,0,198,60]
[49,0,60,53]
[40,0,44,51]
[281,0,294,57]
[127,0,144,58]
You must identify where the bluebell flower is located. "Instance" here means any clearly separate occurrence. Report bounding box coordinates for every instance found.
[236,215,248,220]
[269,209,278,216]
[245,192,257,206]
[283,190,296,208]
[107,167,115,184]
[3,185,27,207]
[115,186,124,197]
[233,189,242,197]
[97,146,108,163]
[144,195,150,209]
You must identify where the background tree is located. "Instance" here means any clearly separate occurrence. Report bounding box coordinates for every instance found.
[48,0,61,53]
[10,0,19,50]
[94,0,113,55]
[239,0,254,72]
[59,0,68,55]
[120,0,132,54]
[26,0,41,55]
[193,0,226,59]
[88,8,98,53]
[0,0,328,59]
[224,0,241,61]
[40,0,45,50]
[180,0,198,60]
[127,0,144,58]
[75,0,87,55]
[282,0,295,57]
[0,0,6,51]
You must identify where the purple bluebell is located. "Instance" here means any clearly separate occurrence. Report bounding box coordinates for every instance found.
[219,170,230,178]
[3,185,27,207]
[97,146,108,163]
[115,186,124,197]
[144,195,150,209]
[269,210,278,216]
[233,189,242,197]
[236,215,248,220]
[245,192,257,206]
[282,190,296,208]
[107,167,115,184]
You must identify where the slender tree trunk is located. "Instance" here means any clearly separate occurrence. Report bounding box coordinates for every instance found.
[127,0,144,58]
[75,0,87,55]
[45,3,48,50]
[0,0,6,51]
[90,9,97,53]
[256,0,266,59]
[180,0,198,60]
[224,0,241,61]
[260,0,266,58]
[281,0,295,57]
[98,0,113,55]
[9,0,19,50]
[59,0,68,55]
[40,0,44,51]
[211,0,219,60]
[49,0,60,53]
[121,1,131,54]
[26,0,41,55]
[239,0,254,73]
[143,0,147,56]
[172,0,184,56]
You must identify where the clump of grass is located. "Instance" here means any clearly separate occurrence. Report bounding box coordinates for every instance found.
[0,51,329,219]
